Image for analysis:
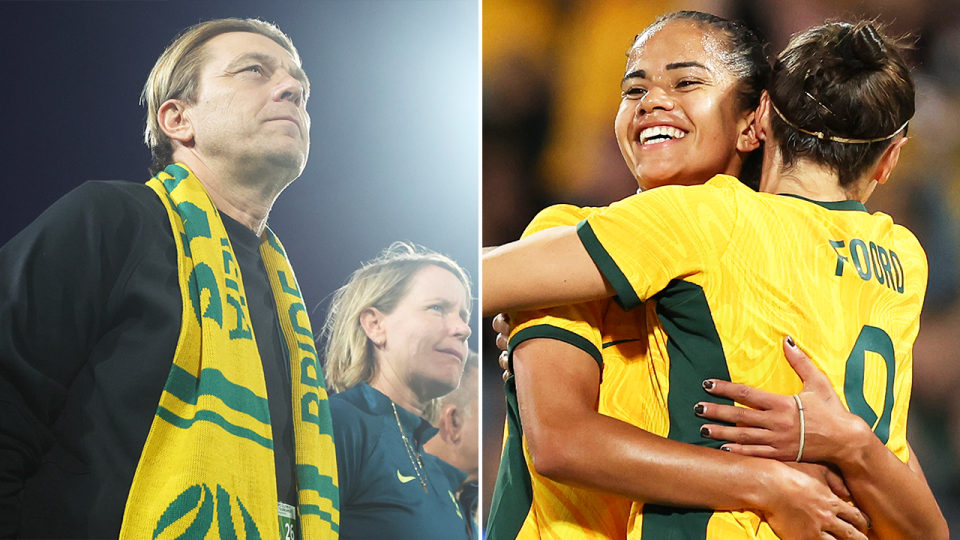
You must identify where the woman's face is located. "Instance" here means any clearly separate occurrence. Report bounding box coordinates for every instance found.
[615,20,755,190]
[379,265,472,400]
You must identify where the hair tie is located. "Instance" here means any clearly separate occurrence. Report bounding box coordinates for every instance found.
[769,96,908,144]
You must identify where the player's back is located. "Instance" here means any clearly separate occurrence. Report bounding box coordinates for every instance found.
[578,175,927,539]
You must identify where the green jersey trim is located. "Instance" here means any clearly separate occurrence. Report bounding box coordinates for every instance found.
[779,193,867,212]
[641,280,733,540]
[576,219,642,311]
[509,325,603,371]
[485,377,533,540]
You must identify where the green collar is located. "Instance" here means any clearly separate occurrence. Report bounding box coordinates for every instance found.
[778,193,867,212]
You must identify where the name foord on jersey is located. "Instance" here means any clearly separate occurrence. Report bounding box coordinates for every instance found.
[829,238,904,293]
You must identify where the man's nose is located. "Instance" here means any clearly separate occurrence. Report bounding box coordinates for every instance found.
[273,70,304,106]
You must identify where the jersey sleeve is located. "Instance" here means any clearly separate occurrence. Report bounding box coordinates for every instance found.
[507,205,606,370]
[576,176,741,310]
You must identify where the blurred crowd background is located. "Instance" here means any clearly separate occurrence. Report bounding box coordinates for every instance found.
[481,0,960,533]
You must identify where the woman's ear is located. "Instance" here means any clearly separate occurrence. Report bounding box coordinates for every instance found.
[359,307,386,346]
[873,136,909,186]
[736,109,760,153]
[754,91,772,143]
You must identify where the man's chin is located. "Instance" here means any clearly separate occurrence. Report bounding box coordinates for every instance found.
[264,150,309,177]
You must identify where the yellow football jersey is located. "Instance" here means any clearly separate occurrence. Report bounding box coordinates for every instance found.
[487,204,667,540]
[571,175,928,539]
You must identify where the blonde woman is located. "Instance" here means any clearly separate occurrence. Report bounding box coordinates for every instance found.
[323,242,473,540]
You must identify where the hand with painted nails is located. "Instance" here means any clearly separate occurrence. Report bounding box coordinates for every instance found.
[695,336,872,465]
[492,313,513,381]
[696,336,948,540]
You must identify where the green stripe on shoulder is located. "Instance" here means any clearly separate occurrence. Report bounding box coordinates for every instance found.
[641,280,732,540]
[485,377,533,540]
[509,325,603,370]
[576,219,642,310]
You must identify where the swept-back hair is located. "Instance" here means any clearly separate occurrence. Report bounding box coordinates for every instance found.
[141,18,303,176]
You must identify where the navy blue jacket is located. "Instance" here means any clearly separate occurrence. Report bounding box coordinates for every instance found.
[331,383,469,540]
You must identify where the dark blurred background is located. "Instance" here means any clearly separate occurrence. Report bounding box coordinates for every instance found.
[482,0,960,533]
[0,0,480,348]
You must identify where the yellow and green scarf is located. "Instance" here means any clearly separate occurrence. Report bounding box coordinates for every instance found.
[119,164,339,539]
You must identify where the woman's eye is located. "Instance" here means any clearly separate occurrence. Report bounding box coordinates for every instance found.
[244,65,263,75]
[428,305,444,312]
[676,80,701,89]
[622,87,646,99]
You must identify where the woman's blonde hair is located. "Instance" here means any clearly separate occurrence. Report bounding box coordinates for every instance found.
[321,242,473,422]
[141,18,303,175]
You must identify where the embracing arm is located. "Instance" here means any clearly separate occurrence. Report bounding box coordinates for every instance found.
[838,437,946,540]
[513,337,869,540]
[482,226,613,317]
[697,338,948,540]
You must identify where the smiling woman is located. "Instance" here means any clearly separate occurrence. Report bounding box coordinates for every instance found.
[322,242,474,540]
[614,13,766,191]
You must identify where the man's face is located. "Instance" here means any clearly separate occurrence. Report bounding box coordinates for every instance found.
[185,32,311,175]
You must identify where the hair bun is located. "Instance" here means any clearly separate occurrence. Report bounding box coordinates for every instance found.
[838,24,885,70]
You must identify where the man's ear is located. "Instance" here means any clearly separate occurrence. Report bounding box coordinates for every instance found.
[359,307,386,346]
[450,405,467,443]
[157,99,194,145]
[448,406,465,444]
[434,404,461,443]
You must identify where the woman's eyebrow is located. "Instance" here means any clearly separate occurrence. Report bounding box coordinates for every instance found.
[621,70,646,85]
[621,61,710,85]
[665,61,710,71]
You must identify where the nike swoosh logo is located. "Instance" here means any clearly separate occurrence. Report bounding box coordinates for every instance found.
[397,470,416,483]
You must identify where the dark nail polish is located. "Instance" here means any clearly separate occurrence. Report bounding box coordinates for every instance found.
[786,335,796,348]
[702,380,715,390]
[694,404,705,415]
[700,426,710,437]
[721,446,731,452]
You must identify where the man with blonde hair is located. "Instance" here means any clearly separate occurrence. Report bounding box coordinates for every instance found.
[0,18,338,539]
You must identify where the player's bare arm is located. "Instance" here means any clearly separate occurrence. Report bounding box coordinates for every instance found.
[482,226,612,317]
